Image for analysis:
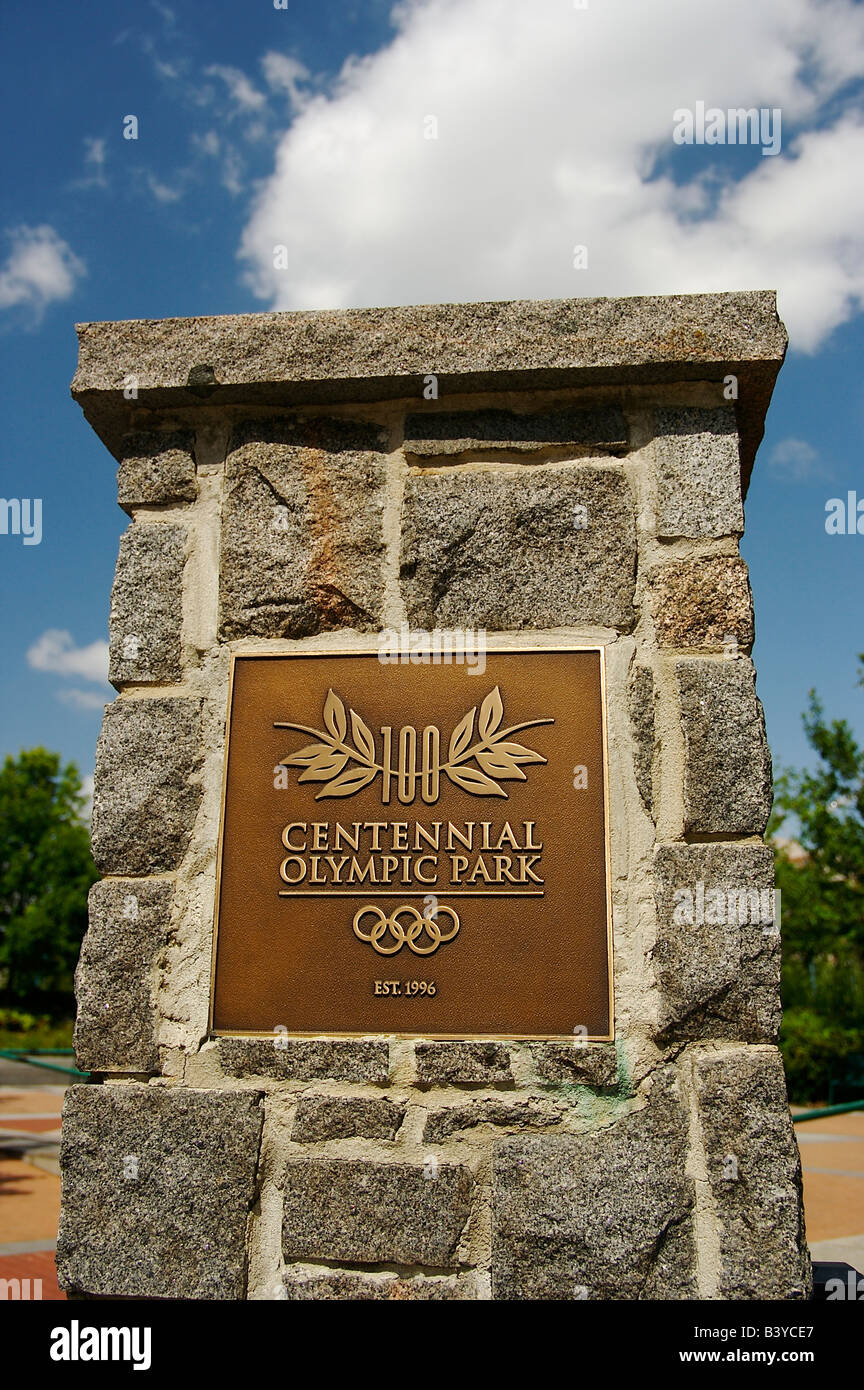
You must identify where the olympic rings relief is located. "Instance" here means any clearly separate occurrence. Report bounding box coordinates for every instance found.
[353,904,460,956]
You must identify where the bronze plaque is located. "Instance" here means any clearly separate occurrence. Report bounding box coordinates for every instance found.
[210,647,612,1040]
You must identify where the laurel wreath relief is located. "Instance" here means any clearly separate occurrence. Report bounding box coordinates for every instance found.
[274,686,553,800]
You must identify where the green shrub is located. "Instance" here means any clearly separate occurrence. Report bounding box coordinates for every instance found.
[0,1010,74,1051]
[780,1007,864,1104]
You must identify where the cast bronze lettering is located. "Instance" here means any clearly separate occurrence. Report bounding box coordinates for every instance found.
[210,647,613,1040]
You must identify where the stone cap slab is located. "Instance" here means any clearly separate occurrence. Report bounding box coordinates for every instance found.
[72,291,786,484]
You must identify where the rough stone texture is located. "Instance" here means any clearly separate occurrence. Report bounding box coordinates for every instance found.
[74,295,785,396]
[72,294,786,484]
[401,464,636,630]
[694,1048,811,1300]
[56,1085,263,1299]
[403,406,628,457]
[423,1098,562,1144]
[219,418,387,640]
[628,664,655,815]
[116,430,197,510]
[676,659,773,834]
[652,844,780,1044]
[282,1159,474,1267]
[654,407,744,539]
[492,1070,695,1299]
[90,698,203,875]
[218,1037,389,1083]
[108,524,185,684]
[415,1042,512,1086]
[529,1043,620,1089]
[291,1095,405,1143]
[283,1272,460,1300]
[649,556,754,650]
[74,879,173,1074]
[66,291,803,1304]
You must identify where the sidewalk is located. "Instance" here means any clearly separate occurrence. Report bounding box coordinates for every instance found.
[0,1083,66,1300]
[794,1108,864,1274]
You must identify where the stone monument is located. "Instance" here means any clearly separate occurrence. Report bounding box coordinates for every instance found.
[56,292,810,1300]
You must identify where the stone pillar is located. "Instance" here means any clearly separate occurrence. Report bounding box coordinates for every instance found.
[57,293,810,1301]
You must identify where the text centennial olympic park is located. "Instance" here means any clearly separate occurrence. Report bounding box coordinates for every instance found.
[278,818,544,887]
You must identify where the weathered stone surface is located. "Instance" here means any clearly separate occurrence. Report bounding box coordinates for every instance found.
[654,407,743,539]
[74,880,173,1073]
[424,1098,562,1144]
[65,290,801,1305]
[492,1070,695,1299]
[219,418,387,640]
[401,464,636,630]
[676,659,773,834]
[73,294,785,394]
[628,664,655,815]
[283,1271,460,1300]
[108,524,185,684]
[74,294,785,491]
[218,1037,389,1084]
[56,1084,263,1299]
[90,698,203,875]
[415,1042,512,1086]
[652,844,780,1043]
[403,406,627,457]
[694,1048,811,1300]
[649,556,753,650]
[529,1043,620,1089]
[75,294,787,392]
[117,430,197,510]
[282,1159,474,1267]
[291,1095,405,1142]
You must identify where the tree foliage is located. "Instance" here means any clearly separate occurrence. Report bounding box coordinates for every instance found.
[770,657,864,1101]
[0,748,97,1012]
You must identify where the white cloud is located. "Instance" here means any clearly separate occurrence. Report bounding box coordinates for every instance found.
[0,225,86,318]
[221,146,245,196]
[150,1,176,27]
[146,173,184,204]
[243,121,269,144]
[206,64,266,113]
[58,689,110,712]
[27,630,109,683]
[239,0,864,351]
[72,137,108,191]
[152,54,179,80]
[767,437,828,482]
[84,136,106,167]
[192,130,220,157]
[261,52,311,112]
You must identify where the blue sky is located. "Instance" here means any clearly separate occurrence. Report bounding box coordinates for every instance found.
[1,0,862,802]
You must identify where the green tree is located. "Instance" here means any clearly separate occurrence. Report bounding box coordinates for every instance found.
[0,748,97,1013]
[770,657,864,1102]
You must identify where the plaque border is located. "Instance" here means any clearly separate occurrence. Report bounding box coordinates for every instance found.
[208,642,614,1043]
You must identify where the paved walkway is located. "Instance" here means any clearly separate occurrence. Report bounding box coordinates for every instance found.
[794,1109,864,1271]
[0,1083,66,1300]
[0,1081,64,1173]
